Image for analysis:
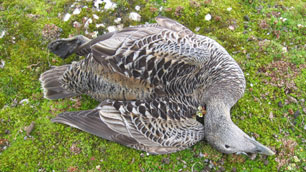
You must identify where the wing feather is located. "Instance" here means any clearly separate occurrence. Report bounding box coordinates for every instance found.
[52,98,204,154]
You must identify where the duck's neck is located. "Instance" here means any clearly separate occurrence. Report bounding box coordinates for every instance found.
[204,100,232,133]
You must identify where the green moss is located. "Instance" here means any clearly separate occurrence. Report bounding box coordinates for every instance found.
[0,0,305,171]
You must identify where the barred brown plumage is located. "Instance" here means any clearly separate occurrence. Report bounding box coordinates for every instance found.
[41,16,274,155]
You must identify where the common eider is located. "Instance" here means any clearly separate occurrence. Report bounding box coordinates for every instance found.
[40,17,274,155]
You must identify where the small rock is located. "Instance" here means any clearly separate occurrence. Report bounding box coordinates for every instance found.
[287,95,298,104]
[195,27,200,32]
[73,21,82,28]
[293,110,300,119]
[293,156,300,162]
[244,15,250,21]
[214,16,221,21]
[0,60,5,68]
[264,160,269,165]
[250,153,257,160]
[161,158,170,164]
[19,99,29,105]
[114,17,121,24]
[107,26,117,32]
[0,30,6,38]
[5,129,10,134]
[93,14,99,20]
[103,0,117,10]
[228,25,235,30]
[72,8,81,15]
[208,163,214,169]
[70,143,81,154]
[205,14,212,21]
[63,13,71,22]
[94,0,103,9]
[24,122,35,136]
[84,18,93,29]
[219,166,225,171]
[269,112,274,120]
[278,101,283,107]
[96,23,105,28]
[11,99,18,107]
[135,5,140,11]
[129,12,141,22]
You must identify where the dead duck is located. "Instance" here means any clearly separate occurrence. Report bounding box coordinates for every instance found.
[40,16,274,155]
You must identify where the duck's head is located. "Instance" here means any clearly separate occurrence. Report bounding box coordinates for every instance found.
[204,100,275,156]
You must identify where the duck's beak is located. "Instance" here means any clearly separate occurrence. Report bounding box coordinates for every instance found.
[247,136,275,155]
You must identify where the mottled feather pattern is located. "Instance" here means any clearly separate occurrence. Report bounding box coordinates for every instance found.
[44,17,250,155]
[97,96,204,153]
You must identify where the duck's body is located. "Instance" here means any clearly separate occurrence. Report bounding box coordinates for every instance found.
[40,17,274,155]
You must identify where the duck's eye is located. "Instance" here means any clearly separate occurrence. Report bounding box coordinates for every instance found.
[225,145,230,149]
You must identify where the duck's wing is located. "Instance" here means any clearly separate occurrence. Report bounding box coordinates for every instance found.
[90,17,210,91]
[52,97,204,154]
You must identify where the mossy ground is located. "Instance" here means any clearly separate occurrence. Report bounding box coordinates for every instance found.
[0,0,305,171]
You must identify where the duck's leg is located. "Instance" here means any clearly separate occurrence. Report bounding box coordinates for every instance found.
[48,32,116,59]
[48,35,91,59]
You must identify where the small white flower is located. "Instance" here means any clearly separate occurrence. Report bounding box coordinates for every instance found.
[159,6,163,11]
[114,17,121,24]
[250,83,253,87]
[135,5,140,11]
[282,47,287,53]
[107,26,117,32]
[129,12,141,22]
[93,14,99,20]
[195,27,200,32]
[72,8,81,15]
[63,13,71,22]
[205,14,211,21]
[227,7,232,11]
[96,165,100,169]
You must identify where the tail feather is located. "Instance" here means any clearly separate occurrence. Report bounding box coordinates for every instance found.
[40,65,79,100]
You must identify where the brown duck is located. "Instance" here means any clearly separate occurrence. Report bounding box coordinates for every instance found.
[40,17,274,155]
